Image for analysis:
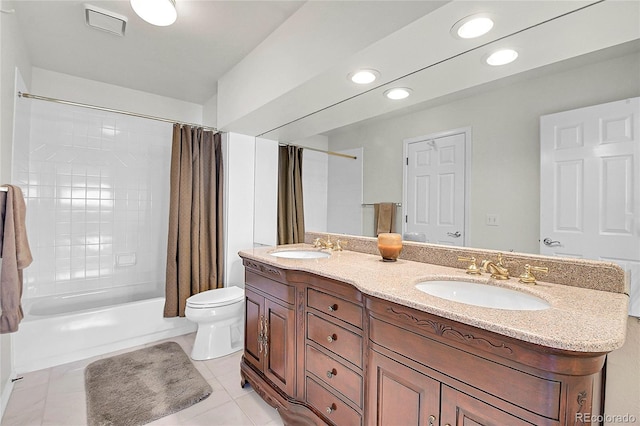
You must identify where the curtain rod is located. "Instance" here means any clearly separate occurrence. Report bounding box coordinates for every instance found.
[17,92,218,132]
[362,202,401,206]
[279,143,357,160]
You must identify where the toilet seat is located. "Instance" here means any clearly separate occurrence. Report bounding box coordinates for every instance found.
[186,286,244,309]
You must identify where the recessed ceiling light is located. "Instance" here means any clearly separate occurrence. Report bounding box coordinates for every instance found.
[349,69,379,85]
[384,88,412,100]
[486,49,518,66]
[130,0,177,26]
[451,14,494,39]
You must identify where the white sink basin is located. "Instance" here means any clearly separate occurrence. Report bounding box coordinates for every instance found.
[415,280,550,311]
[270,250,330,259]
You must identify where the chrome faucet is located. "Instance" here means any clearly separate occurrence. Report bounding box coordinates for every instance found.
[481,253,510,280]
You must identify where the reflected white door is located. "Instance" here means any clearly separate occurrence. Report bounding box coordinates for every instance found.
[540,97,640,315]
[404,131,467,246]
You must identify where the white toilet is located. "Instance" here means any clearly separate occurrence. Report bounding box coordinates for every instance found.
[185,286,245,361]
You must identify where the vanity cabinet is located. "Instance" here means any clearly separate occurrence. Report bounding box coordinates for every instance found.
[240,258,607,426]
[242,264,296,397]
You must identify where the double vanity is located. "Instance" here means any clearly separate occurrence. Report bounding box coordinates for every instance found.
[238,233,628,425]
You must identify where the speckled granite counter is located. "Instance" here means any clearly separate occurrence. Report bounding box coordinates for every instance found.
[239,244,629,353]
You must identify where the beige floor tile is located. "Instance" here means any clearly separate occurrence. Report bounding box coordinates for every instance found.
[182,400,254,426]
[41,390,86,426]
[11,369,50,391]
[235,391,282,425]
[201,350,243,378]
[0,333,283,426]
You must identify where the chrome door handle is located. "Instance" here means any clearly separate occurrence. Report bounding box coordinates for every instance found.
[447,231,461,238]
[543,237,561,247]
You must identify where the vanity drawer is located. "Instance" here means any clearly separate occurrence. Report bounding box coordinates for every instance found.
[307,313,363,368]
[306,377,362,426]
[308,288,363,329]
[306,344,363,407]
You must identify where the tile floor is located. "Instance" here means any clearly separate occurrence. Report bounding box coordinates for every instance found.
[1,333,284,426]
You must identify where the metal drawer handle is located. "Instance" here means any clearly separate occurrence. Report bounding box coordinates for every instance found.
[327,333,337,343]
[429,415,436,426]
[326,368,337,379]
[328,304,338,312]
[326,403,337,414]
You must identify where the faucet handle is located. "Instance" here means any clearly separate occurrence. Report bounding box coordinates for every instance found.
[334,239,346,251]
[313,238,322,248]
[518,264,549,285]
[458,256,482,275]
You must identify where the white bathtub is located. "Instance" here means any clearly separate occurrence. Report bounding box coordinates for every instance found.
[13,286,196,373]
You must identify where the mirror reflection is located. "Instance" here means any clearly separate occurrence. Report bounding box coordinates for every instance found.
[269,18,639,254]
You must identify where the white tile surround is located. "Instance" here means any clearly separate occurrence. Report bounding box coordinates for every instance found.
[0,333,283,426]
[15,100,172,299]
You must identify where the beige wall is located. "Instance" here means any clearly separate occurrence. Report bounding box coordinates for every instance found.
[328,50,640,254]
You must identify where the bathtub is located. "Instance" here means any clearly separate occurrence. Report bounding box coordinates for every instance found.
[13,285,196,373]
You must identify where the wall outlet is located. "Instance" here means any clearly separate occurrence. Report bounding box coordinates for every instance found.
[486,214,500,226]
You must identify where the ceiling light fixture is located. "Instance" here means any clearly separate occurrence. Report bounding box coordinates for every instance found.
[486,49,518,66]
[384,88,412,100]
[130,0,177,26]
[349,69,380,85]
[451,13,494,39]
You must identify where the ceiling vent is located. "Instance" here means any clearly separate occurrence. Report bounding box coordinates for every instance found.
[84,4,127,36]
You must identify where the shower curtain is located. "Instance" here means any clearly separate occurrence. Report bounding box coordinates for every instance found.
[277,145,305,244]
[164,125,223,317]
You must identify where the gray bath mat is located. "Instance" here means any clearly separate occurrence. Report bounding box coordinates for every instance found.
[85,341,212,426]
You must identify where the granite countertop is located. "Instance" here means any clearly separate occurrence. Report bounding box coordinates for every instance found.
[239,244,629,353]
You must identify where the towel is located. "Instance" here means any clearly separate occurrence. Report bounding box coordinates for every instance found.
[374,202,396,235]
[0,185,32,333]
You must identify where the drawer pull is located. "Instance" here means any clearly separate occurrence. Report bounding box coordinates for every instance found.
[429,415,436,426]
[326,403,337,414]
[327,333,337,343]
[328,304,338,312]
[326,368,337,379]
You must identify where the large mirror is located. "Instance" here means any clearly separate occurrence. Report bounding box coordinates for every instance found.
[262,1,640,255]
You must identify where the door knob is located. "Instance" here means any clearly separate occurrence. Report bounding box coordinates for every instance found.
[543,237,561,247]
[447,231,461,238]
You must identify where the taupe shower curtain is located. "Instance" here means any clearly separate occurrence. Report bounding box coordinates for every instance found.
[164,124,223,317]
[277,145,305,244]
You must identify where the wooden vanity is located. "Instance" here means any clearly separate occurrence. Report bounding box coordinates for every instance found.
[239,241,628,426]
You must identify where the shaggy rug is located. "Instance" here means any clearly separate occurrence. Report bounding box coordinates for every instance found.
[85,341,212,426]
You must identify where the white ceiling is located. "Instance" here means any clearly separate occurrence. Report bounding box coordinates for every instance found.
[10,0,640,137]
[11,0,306,104]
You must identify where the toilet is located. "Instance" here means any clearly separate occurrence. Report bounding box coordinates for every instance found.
[185,286,245,361]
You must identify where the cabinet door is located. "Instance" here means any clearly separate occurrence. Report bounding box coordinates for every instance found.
[368,350,440,426]
[264,298,296,395]
[441,386,533,426]
[244,286,264,371]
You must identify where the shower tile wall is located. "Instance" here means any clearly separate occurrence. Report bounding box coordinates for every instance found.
[15,101,172,299]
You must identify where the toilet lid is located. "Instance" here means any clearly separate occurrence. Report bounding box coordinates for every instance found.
[186,286,244,308]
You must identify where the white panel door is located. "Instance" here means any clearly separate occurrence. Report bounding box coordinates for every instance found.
[405,132,466,246]
[540,97,640,315]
